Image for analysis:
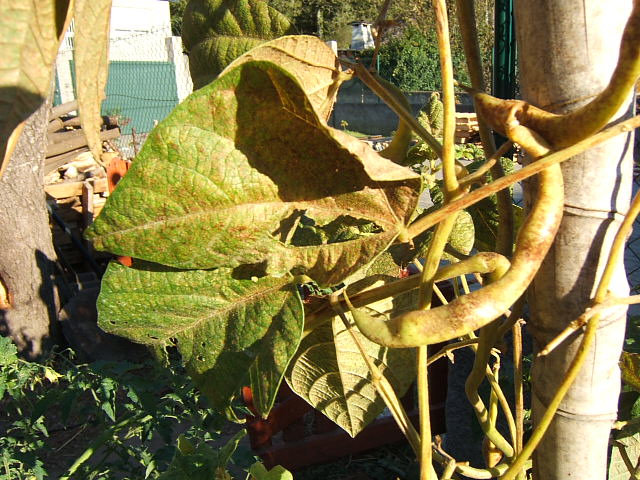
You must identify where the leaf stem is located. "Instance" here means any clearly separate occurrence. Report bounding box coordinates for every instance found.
[512,320,524,456]
[432,0,459,199]
[465,322,515,459]
[427,338,479,366]
[334,294,421,455]
[484,363,517,450]
[455,0,514,256]
[352,62,443,157]
[458,140,513,189]
[418,345,433,480]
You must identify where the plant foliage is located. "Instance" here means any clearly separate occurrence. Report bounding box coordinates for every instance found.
[86,36,421,424]
[0,336,258,479]
[378,27,470,91]
[182,0,296,89]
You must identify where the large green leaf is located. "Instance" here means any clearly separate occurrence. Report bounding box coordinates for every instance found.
[87,61,420,286]
[74,0,112,163]
[621,351,640,392]
[0,0,71,176]
[286,311,415,437]
[97,261,304,416]
[609,429,640,480]
[182,0,296,89]
[222,35,342,122]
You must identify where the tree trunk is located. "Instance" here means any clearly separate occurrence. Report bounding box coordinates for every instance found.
[0,97,60,359]
[515,1,635,478]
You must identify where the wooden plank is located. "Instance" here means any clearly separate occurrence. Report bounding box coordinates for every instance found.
[44,147,91,174]
[48,129,87,144]
[82,181,95,255]
[63,115,121,129]
[47,118,64,133]
[81,181,94,230]
[48,115,122,134]
[45,178,108,199]
[50,100,78,120]
[46,127,120,158]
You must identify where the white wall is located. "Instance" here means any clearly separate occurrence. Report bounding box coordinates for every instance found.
[110,0,171,38]
[109,0,172,62]
[55,1,193,110]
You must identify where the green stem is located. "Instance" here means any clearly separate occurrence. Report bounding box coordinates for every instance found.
[454,0,513,256]
[416,213,457,480]
[427,338,479,366]
[418,345,433,480]
[613,441,638,478]
[484,364,517,449]
[432,448,517,479]
[415,0,461,460]
[59,414,153,480]
[512,321,524,456]
[458,140,513,188]
[352,62,443,158]
[465,323,515,459]
[407,114,640,239]
[432,0,459,199]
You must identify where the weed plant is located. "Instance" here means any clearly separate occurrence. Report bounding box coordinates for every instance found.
[0,337,253,479]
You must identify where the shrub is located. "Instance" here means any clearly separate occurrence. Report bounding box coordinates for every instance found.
[378,27,469,91]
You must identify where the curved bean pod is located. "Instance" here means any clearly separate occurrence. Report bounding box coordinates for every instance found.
[353,0,640,347]
[354,106,564,347]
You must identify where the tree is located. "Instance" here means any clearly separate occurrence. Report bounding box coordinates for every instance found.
[0,98,60,358]
[0,0,110,357]
[377,26,470,91]
[170,0,189,36]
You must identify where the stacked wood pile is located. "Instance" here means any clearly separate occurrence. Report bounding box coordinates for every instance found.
[45,100,124,173]
[363,113,481,150]
[45,100,124,270]
[455,112,480,144]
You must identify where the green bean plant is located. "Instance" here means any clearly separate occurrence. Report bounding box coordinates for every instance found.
[3,0,640,479]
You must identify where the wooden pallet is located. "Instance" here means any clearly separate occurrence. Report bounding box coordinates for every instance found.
[455,113,480,144]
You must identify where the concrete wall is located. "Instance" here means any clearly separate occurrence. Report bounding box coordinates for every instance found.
[328,79,474,136]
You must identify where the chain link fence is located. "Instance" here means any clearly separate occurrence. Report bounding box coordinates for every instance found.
[54,26,193,158]
[626,157,640,294]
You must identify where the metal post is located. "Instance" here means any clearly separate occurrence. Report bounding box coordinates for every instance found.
[492,0,517,99]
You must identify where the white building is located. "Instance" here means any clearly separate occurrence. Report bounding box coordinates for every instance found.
[55,0,193,137]
[350,22,375,51]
